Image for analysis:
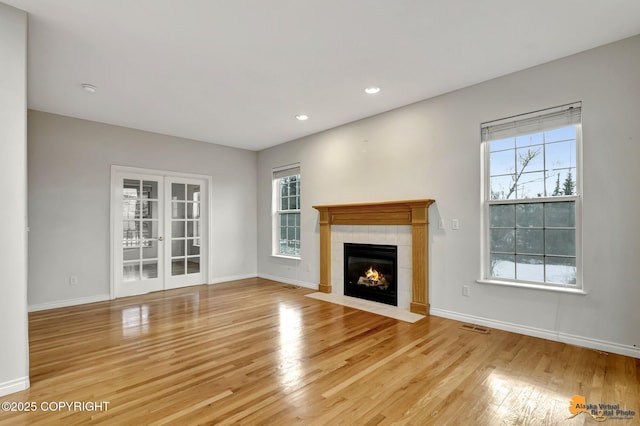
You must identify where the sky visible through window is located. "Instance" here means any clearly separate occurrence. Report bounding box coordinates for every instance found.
[490,126,576,200]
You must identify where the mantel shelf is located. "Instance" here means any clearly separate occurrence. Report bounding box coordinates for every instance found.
[312,199,434,226]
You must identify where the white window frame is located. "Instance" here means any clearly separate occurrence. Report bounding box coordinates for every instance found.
[478,103,585,293]
[272,164,301,259]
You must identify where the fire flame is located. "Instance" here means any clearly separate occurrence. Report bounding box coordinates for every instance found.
[365,267,383,283]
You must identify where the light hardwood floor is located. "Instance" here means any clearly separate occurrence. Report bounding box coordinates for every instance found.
[1,278,638,425]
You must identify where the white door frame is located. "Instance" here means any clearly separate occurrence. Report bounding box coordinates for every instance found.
[110,165,214,299]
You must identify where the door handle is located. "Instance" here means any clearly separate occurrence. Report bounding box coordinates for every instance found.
[158,236,164,242]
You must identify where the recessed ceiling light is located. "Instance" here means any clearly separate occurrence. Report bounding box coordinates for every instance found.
[295,114,309,121]
[81,83,97,93]
[364,86,381,94]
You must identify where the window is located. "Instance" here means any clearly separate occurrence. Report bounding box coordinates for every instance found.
[273,165,301,258]
[481,103,582,289]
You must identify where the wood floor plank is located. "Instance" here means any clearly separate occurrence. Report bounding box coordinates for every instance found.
[0,278,638,425]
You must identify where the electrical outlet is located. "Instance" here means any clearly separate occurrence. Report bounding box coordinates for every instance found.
[438,218,446,229]
[452,219,460,230]
[69,275,78,286]
[462,285,470,297]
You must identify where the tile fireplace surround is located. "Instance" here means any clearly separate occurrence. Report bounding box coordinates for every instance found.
[312,199,435,315]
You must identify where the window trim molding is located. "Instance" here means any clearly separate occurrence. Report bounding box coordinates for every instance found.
[270,253,302,261]
[476,279,588,295]
[271,164,301,259]
[480,104,583,291]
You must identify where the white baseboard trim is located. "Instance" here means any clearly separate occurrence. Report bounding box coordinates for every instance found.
[430,307,640,359]
[28,276,260,311]
[208,274,258,285]
[257,273,318,290]
[0,376,30,397]
[28,294,111,312]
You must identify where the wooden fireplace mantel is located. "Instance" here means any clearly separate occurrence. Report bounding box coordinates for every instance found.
[312,199,435,315]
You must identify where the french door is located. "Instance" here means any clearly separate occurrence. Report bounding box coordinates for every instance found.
[112,167,208,298]
[165,177,205,289]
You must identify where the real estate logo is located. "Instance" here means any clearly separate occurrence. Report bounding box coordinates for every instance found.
[568,395,636,422]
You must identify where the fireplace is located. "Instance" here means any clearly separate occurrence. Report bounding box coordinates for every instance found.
[344,243,397,306]
[313,199,434,315]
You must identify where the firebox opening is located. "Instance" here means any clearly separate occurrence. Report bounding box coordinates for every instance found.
[344,243,397,306]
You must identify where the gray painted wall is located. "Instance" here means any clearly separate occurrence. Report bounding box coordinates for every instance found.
[257,35,640,356]
[10,12,640,398]
[0,2,29,396]
[28,111,258,307]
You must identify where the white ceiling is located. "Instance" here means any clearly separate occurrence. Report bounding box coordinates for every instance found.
[6,0,640,151]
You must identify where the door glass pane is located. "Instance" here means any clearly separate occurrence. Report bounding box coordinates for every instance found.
[142,181,158,199]
[187,221,200,238]
[172,183,185,201]
[141,221,158,240]
[134,201,145,219]
[142,261,158,279]
[172,221,185,238]
[187,184,200,201]
[123,221,140,247]
[123,179,140,198]
[187,202,200,219]
[123,263,140,282]
[187,257,200,274]
[141,201,158,219]
[172,202,185,219]
[123,200,138,219]
[142,241,158,259]
[187,239,200,256]
[172,259,185,276]
[172,240,185,257]
[123,248,139,261]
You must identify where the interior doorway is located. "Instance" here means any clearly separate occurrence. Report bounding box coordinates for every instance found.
[111,166,212,298]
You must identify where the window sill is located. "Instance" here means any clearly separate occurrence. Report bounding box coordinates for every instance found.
[271,254,301,261]
[476,279,588,295]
